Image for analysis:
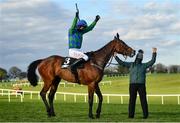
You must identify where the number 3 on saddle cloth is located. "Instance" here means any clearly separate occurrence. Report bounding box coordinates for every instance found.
[61,52,93,71]
[61,57,84,70]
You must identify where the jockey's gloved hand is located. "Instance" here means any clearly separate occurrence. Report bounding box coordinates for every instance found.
[95,15,100,22]
[76,11,79,18]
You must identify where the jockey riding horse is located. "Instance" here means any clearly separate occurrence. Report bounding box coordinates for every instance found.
[62,7,100,74]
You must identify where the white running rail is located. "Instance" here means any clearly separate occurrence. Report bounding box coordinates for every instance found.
[0,88,180,104]
[11,81,112,87]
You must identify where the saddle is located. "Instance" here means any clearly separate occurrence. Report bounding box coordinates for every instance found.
[61,57,84,69]
[61,52,94,84]
[61,51,94,69]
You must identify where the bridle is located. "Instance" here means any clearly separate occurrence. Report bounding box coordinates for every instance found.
[90,37,131,70]
[105,52,128,68]
[105,42,131,68]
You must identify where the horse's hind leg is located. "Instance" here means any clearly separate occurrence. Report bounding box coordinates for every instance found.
[40,82,51,117]
[95,84,103,118]
[48,76,61,116]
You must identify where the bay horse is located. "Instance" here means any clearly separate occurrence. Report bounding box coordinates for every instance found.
[27,33,135,119]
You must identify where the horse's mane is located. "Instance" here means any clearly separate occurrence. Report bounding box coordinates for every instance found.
[95,40,114,53]
[49,40,114,59]
[85,40,114,56]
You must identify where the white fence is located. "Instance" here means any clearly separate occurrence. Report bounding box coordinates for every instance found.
[12,81,112,87]
[0,89,23,102]
[0,89,180,105]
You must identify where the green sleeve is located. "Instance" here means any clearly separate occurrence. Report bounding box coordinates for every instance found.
[70,16,78,30]
[115,56,132,68]
[145,53,157,68]
[82,21,97,34]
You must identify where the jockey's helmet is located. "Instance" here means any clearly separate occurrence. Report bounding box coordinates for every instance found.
[77,20,87,28]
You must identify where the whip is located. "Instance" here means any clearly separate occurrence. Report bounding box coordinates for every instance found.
[75,3,80,21]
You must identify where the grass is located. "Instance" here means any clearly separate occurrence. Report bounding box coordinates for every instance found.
[0,73,180,104]
[0,73,180,122]
[1,73,180,94]
[0,102,180,122]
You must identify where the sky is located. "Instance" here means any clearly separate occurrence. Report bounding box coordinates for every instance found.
[0,0,180,71]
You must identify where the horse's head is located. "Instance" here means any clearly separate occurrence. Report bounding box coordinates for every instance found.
[113,33,136,57]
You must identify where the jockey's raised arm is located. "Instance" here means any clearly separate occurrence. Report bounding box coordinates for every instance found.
[63,10,100,74]
[69,12,79,30]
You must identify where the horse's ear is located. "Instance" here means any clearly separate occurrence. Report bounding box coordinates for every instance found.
[116,33,120,39]
[114,36,117,39]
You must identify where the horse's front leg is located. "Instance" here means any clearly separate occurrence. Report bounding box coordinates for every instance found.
[88,83,95,119]
[95,84,103,118]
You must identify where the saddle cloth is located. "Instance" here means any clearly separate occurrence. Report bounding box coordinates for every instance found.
[61,57,84,69]
[61,52,93,69]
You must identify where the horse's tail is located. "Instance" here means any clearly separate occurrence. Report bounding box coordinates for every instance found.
[27,59,42,86]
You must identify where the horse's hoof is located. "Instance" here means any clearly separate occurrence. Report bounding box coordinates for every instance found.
[51,113,56,117]
[47,112,55,117]
[96,114,100,118]
[47,114,51,117]
[89,115,94,119]
[89,116,95,119]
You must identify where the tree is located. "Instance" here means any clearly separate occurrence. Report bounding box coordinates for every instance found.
[117,65,129,74]
[155,63,167,73]
[104,66,118,74]
[0,67,7,81]
[178,66,180,73]
[168,65,179,73]
[19,72,27,80]
[149,65,155,73]
[104,68,112,75]
[8,66,22,79]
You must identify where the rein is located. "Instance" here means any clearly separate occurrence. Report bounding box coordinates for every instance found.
[105,55,113,68]
[105,51,128,68]
[91,54,127,70]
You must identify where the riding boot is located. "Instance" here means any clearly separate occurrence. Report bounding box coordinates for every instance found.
[70,58,85,72]
[70,58,85,84]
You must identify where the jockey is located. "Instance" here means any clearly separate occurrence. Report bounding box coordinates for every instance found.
[68,10,100,71]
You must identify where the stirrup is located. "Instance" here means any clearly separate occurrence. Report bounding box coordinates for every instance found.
[61,64,69,69]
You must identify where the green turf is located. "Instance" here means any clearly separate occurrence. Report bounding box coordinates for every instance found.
[0,74,180,122]
[0,102,180,122]
[1,73,180,94]
[0,73,180,104]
